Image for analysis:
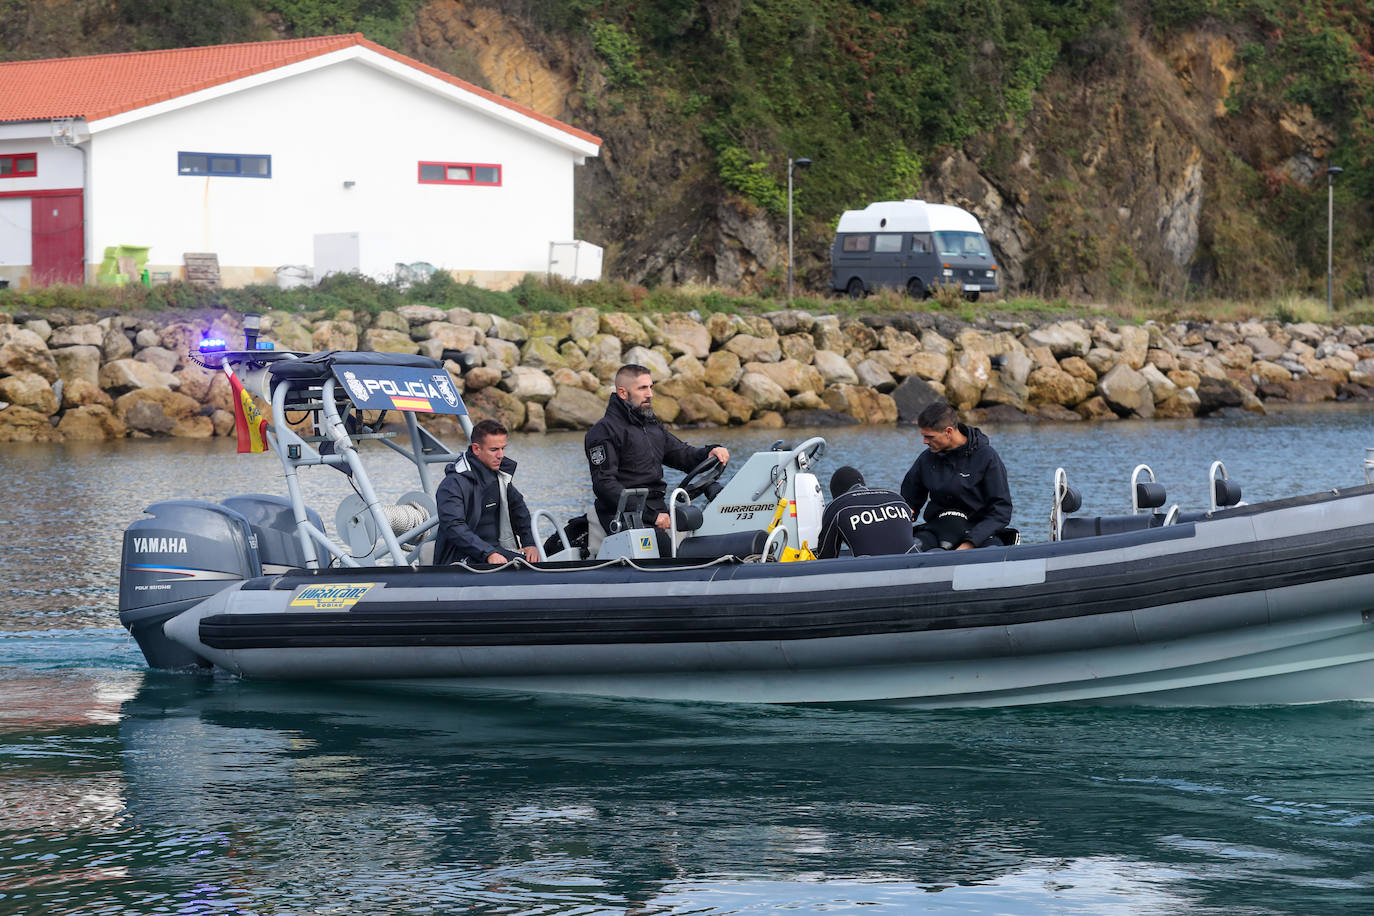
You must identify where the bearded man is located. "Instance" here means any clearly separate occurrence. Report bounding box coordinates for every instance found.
[584,364,730,534]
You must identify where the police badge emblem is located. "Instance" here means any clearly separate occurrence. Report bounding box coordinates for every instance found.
[589,445,606,466]
[343,370,368,403]
[431,373,460,409]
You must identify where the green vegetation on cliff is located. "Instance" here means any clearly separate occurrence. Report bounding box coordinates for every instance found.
[4,0,1372,305]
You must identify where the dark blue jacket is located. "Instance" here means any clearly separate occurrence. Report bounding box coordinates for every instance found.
[585,394,714,529]
[434,449,534,565]
[900,424,1013,548]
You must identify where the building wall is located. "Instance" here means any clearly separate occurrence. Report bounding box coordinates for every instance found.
[86,58,585,286]
[0,136,85,287]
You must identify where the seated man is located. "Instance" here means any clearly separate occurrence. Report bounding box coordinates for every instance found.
[585,363,730,535]
[435,418,540,565]
[815,466,916,559]
[901,400,1013,550]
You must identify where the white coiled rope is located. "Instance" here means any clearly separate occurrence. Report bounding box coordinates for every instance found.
[383,501,431,537]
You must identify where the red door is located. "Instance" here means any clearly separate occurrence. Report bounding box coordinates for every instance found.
[31,194,84,285]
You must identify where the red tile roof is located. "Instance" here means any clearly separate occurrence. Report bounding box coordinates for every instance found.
[0,33,600,146]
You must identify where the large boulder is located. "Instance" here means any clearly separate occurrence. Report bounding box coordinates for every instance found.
[99,359,179,394]
[723,334,782,364]
[114,387,201,424]
[396,304,448,326]
[1026,366,1094,407]
[1098,363,1154,418]
[703,350,743,389]
[500,366,556,403]
[362,328,419,354]
[601,313,650,348]
[0,405,63,442]
[464,386,527,430]
[779,332,816,364]
[520,336,568,370]
[57,405,127,440]
[711,387,756,424]
[822,385,898,424]
[487,314,527,343]
[0,326,59,381]
[416,322,481,351]
[101,327,133,362]
[621,345,671,380]
[543,384,605,429]
[312,320,359,351]
[1026,321,1091,358]
[890,376,944,424]
[51,345,102,386]
[61,377,113,410]
[1118,325,1150,370]
[812,349,859,386]
[655,315,711,358]
[48,324,104,347]
[0,372,58,416]
[854,359,897,393]
[136,345,181,375]
[676,392,730,426]
[736,371,790,412]
[744,358,822,395]
[1194,376,1247,415]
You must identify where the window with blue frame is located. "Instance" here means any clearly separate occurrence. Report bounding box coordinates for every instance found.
[178,152,271,178]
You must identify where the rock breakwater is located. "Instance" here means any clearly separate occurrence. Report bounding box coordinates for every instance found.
[2,305,1372,444]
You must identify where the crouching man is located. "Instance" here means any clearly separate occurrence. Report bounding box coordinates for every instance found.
[435,418,540,565]
[815,466,916,558]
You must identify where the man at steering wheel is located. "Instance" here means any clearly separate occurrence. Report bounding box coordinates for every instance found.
[585,364,730,535]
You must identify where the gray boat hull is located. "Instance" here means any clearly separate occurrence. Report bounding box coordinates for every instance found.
[158,484,1374,707]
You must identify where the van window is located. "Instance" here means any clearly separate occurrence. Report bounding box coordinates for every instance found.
[841,235,872,253]
[934,231,991,258]
[874,234,903,253]
[912,233,933,254]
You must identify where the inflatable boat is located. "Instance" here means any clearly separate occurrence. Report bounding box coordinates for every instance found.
[117,338,1374,708]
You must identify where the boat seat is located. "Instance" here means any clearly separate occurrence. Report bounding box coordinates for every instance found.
[1060,513,1167,540]
[676,530,770,559]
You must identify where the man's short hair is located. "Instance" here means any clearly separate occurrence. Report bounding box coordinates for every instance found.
[917,401,959,431]
[614,364,651,390]
[829,466,866,499]
[470,418,507,445]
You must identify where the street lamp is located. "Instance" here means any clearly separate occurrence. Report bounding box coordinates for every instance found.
[787,155,812,301]
[1327,164,1344,313]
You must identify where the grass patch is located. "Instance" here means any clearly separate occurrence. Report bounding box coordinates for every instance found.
[4,275,1373,328]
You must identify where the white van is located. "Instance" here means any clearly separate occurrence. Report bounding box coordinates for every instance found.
[829,199,999,300]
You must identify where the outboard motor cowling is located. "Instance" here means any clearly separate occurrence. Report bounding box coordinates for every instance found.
[119,500,261,669]
[221,494,322,571]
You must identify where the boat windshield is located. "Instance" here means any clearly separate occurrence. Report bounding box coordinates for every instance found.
[933,231,992,259]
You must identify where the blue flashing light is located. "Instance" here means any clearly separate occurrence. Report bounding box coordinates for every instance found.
[256,341,275,350]
[200,338,227,353]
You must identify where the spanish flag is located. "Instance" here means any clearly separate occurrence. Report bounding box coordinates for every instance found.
[224,364,270,453]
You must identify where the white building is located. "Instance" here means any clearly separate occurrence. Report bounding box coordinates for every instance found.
[0,34,602,289]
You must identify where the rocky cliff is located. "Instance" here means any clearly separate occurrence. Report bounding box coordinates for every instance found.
[5,1,1371,302]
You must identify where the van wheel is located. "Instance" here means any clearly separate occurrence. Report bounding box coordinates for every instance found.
[846,278,865,299]
[906,278,926,299]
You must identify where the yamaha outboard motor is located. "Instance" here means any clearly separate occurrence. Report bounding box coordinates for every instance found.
[119,500,261,669]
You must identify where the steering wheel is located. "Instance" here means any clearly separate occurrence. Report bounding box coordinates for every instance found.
[677,455,725,500]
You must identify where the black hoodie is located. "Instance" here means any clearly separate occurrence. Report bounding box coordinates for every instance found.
[585,394,714,529]
[900,424,1013,547]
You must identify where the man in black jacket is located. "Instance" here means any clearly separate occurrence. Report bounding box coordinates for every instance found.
[435,418,540,565]
[585,364,730,533]
[816,466,916,558]
[901,401,1013,550]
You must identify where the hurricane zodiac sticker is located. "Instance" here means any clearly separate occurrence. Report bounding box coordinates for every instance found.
[290,583,376,611]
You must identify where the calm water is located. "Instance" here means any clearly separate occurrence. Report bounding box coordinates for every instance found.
[3,408,1374,914]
